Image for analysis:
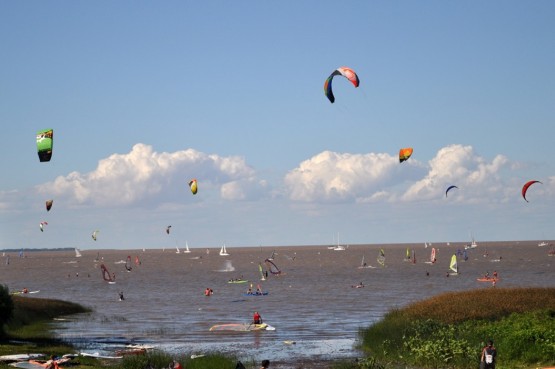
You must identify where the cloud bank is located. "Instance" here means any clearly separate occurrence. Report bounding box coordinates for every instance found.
[31,143,545,209]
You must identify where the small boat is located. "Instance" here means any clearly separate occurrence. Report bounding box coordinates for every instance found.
[209,322,275,332]
[219,244,229,256]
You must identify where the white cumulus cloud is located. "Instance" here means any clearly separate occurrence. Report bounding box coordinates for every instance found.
[284,145,514,203]
[283,150,425,202]
[36,144,267,206]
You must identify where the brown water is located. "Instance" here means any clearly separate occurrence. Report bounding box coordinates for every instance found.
[1,241,553,363]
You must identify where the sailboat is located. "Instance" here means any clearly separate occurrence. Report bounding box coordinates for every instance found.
[449,254,459,276]
[183,241,191,253]
[329,233,346,250]
[75,248,82,258]
[465,233,478,249]
[175,245,181,254]
[219,244,230,256]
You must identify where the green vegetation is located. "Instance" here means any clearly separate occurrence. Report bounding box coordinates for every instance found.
[354,287,555,369]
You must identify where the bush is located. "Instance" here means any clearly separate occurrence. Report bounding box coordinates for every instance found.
[0,285,14,337]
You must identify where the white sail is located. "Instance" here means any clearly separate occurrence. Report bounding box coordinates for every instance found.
[175,245,180,254]
[184,241,191,253]
[219,244,229,256]
[75,248,82,258]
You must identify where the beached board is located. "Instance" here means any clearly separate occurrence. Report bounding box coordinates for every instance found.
[1,354,44,362]
[79,352,123,359]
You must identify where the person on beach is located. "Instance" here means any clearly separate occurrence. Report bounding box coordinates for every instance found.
[481,340,496,369]
[45,355,60,369]
[260,359,270,368]
[253,311,262,324]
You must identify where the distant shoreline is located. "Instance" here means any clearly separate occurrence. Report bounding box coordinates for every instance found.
[2,239,552,253]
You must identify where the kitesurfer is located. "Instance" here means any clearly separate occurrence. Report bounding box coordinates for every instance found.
[481,340,497,369]
[253,311,262,324]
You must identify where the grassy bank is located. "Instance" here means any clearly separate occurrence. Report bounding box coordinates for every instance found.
[0,295,245,369]
[356,287,555,369]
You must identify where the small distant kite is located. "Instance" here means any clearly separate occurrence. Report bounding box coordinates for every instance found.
[92,230,99,241]
[189,179,198,195]
[36,129,54,162]
[522,180,542,202]
[45,200,53,212]
[399,148,413,163]
[445,185,459,197]
[166,225,172,235]
[39,221,48,232]
[324,67,360,103]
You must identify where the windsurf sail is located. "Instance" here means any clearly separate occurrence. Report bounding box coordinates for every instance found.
[100,264,116,283]
[75,248,82,258]
[125,256,132,271]
[264,258,281,275]
[412,249,416,264]
[377,248,385,267]
[258,263,266,280]
[425,247,436,264]
[449,254,458,275]
[135,255,141,265]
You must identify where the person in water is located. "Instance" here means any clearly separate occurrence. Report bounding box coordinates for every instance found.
[204,288,213,296]
[260,359,270,369]
[119,291,124,301]
[253,311,262,324]
[481,340,496,369]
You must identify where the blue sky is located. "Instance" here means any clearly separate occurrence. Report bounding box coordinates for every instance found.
[1,1,554,250]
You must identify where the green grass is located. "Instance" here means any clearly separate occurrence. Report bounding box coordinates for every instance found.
[358,287,555,369]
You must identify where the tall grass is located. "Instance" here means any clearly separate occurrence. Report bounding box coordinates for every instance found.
[359,287,555,369]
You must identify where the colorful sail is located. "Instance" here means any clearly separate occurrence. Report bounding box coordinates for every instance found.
[324,67,360,103]
[189,179,198,195]
[39,221,48,232]
[399,148,413,163]
[264,258,281,275]
[449,254,458,275]
[100,264,116,283]
[522,180,542,202]
[36,129,54,162]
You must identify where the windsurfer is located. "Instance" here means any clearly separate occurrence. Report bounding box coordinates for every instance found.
[253,311,262,324]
